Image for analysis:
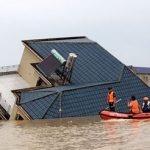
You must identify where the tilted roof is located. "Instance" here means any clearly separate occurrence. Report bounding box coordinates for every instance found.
[23,36,124,85]
[15,36,150,119]
[17,66,150,119]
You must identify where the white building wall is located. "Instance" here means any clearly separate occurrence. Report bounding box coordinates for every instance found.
[0,74,30,114]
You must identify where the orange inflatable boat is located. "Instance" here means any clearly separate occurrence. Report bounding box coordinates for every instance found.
[100,110,150,120]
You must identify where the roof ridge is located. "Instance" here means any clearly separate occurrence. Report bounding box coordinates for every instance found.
[134,66,150,69]
[22,36,87,43]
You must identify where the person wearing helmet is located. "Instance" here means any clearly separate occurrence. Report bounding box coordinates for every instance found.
[142,96,150,113]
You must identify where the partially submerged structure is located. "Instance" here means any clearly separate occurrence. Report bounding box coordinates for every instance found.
[10,36,150,120]
[129,66,150,87]
[0,65,31,119]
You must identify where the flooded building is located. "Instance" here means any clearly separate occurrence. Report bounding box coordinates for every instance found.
[0,65,30,119]
[129,66,150,87]
[9,36,150,120]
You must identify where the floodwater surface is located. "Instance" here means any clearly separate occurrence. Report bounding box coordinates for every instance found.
[0,116,150,150]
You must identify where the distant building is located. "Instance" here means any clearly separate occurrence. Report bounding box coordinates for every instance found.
[10,36,150,120]
[0,65,18,75]
[129,66,150,87]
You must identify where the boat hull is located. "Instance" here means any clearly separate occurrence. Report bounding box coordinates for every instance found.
[100,110,150,120]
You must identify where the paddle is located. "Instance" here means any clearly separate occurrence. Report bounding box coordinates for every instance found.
[105,98,122,110]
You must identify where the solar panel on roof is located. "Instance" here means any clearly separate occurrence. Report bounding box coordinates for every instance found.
[36,54,62,77]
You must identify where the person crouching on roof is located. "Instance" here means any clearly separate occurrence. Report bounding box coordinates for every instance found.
[128,96,141,113]
[107,87,117,111]
[142,96,150,113]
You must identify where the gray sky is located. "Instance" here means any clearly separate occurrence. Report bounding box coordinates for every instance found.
[0,0,150,67]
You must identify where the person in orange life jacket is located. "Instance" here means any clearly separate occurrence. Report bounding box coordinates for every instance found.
[128,96,141,113]
[142,96,150,113]
[107,87,117,111]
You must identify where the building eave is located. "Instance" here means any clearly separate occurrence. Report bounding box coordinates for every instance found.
[17,105,32,120]
[22,41,43,60]
[22,36,87,43]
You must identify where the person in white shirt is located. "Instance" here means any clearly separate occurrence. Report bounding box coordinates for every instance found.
[142,96,150,113]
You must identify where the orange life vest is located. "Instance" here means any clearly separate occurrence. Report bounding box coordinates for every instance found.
[130,100,140,113]
[107,91,116,103]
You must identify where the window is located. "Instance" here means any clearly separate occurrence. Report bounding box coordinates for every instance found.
[143,76,149,82]
[15,114,24,120]
[36,78,46,86]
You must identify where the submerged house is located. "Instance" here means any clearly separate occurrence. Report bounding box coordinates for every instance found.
[10,36,150,120]
[0,65,30,120]
[129,66,150,87]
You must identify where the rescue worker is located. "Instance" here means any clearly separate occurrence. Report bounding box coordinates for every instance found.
[142,96,150,113]
[128,96,141,113]
[107,87,117,111]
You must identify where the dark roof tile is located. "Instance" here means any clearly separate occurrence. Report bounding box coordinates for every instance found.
[19,66,150,119]
[134,67,150,74]
[16,37,150,119]
[25,41,124,84]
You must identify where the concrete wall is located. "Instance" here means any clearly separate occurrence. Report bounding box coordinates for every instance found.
[10,104,31,120]
[137,74,150,87]
[18,47,42,86]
